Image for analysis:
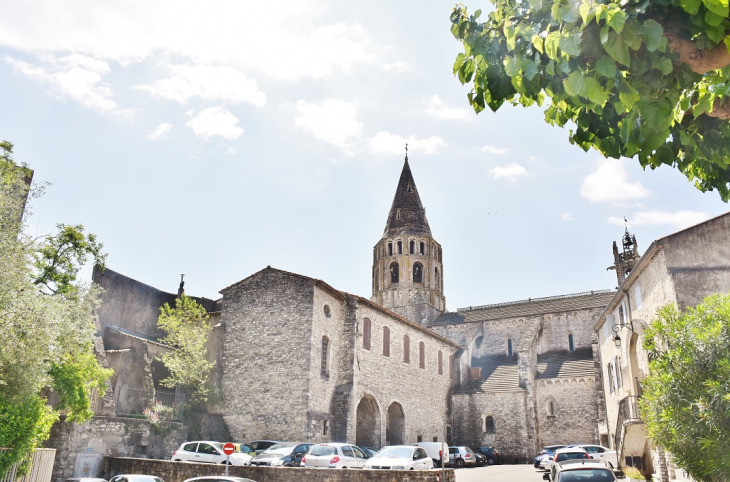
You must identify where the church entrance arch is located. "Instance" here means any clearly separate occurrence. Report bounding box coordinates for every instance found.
[386,402,405,445]
[356,395,381,448]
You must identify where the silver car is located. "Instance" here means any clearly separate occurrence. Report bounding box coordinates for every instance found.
[303,443,370,469]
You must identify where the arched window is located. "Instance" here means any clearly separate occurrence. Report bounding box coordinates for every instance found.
[419,342,425,369]
[410,240,415,254]
[403,335,410,363]
[438,350,443,375]
[568,333,575,352]
[363,318,371,350]
[507,338,513,357]
[413,262,423,283]
[485,416,495,434]
[390,262,399,283]
[420,242,425,255]
[388,242,393,256]
[547,401,555,416]
[321,336,330,376]
[397,241,403,254]
[383,326,390,357]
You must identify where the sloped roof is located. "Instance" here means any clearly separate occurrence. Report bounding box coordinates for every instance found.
[106,325,172,349]
[455,355,521,394]
[536,348,595,379]
[430,290,615,326]
[382,157,432,238]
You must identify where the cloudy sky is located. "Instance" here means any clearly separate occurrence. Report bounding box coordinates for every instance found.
[1,0,727,309]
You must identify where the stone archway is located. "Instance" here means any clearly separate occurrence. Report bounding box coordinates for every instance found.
[356,395,381,448]
[386,402,405,445]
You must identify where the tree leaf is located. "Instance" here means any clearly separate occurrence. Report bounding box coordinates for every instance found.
[453,53,466,75]
[564,70,588,97]
[642,19,665,52]
[580,1,596,25]
[523,57,540,80]
[606,8,627,33]
[681,0,701,14]
[560,32,583,56]
[585,76,610,105]
[596,55,618,78]
[604,31,631,66]
[545,32,562,59]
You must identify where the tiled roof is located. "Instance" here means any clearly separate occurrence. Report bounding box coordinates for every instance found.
[107,325,172,348]
[536,349,595,379]
[456,355,521,394]
[430,290,615,326]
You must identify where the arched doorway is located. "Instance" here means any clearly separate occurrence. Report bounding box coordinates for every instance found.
[386,402,405,445]
[356,395,381,448]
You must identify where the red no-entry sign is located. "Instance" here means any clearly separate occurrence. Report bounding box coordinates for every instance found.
[222,443,235,455]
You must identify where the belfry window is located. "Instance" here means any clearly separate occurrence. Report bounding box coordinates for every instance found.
[420,242,425,255]
[390,262,399,283]
[410,240,415,254]
[435,267,440,289]
[388,243,393,256]
[397,241,403,254]
[413,262,423,283]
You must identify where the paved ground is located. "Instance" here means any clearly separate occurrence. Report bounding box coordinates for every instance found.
[454,464,546,482]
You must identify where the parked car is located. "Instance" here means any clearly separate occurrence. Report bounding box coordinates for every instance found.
[476,446,501,465]
[573,444,618,468]
[363,445,433,471]
[302,443,370,469]
[547,447,591,479]
[414,442,449,467]
[171,441,252,466]
[109,476,163,482]
[249,443,311,467]
[534,445,568,468]
[474,453,487,466]
[358,446,378,458]
[233,443,256,458]
[543,459,617,482]
[448,446,477,468]
[183,477,256,482]
[66,478,107,482]
[245,440,285,455]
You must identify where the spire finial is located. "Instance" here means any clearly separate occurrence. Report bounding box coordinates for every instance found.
[405,143,408,161]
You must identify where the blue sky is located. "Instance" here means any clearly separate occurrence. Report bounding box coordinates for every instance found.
[1,0,727,309]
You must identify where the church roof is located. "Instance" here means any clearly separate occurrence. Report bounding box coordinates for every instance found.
[429,290,615,326]
[536,348,595,379]
[382,157,432,238]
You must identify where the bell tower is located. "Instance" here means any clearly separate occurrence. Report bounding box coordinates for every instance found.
[371,152,445,326]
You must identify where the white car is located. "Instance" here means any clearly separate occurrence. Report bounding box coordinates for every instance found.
[302,443,370,468]
[547,447,591,479]
[448,446,477,468]
[363,445,433,471]
[171,441,252,466]
[546,459,617,482]
[574,444,618,467]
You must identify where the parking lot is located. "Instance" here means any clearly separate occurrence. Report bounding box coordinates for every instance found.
[454,464,545,482]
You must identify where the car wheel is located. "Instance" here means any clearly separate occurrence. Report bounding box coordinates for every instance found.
[487,457,496,465]
[456,458,465,468]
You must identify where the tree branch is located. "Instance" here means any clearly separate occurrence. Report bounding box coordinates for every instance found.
[665,31,730,74]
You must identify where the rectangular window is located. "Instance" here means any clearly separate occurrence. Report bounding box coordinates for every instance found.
[635,284,642,309]
[433,436,438,442]
[321,337,329,376]
[438,350,443,375]
[419,342,425,369]
[363,318,371,350]
[383,326,390,357]
[323,420,328,435]
[417,435,423,443]
[607,363,614,393]
[404,335,410,363]
[450,354,455,380]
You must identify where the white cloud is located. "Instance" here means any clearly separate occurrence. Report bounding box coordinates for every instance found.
[134,64,266,106]
[609,211,709,229]
[294,99,362,154]
[147,122,172,140]
[481,145,509,155]
[581,159,650,203]
[561,213,573,221]
[381,61,410,72]
[424,95,473,121]
[489,162,528,181]
[185,107,243,141]
[6,54,128,114]
[370,132,446,156]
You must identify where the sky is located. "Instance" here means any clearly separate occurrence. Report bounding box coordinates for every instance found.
[1,0,728,310]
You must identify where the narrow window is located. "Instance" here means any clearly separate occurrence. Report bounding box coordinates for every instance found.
[635,284,642,309]
[403,335,410,363]
[615,356,623,388]
[413,262,423,283]
[419,342,425,368]
[435,267,440,289]
[450,354,455,379]
[388,242,393,256]
[568,334,575,352]
[618,304,626,326]
[397,241,403,254]
[547,401,554,416]
[383,326,390,357]
[507,338,513,357]
[438,350,443,375]
[410,240,415,254]
[321,336,330,375]
[396,209,401,219]
[363,318,371,350]
[323,420,329,435]
[485,416,495,434]
[390,262,399,283]
[420,242,425,255]
[607,362,615,393]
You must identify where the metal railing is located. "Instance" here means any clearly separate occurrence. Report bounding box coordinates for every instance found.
[114,385,185,422]
[1,448,56,482]
[614,395,642,454]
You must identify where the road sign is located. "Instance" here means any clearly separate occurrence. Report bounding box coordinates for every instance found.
[223,443,235,455]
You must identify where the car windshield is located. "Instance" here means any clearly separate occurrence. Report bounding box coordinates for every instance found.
[309,445,336,456]
[235,444,254,453]
[375,447,413,459]
[211,443,224,450]
[558,469,615,482]
[556,453,589,462]
[262,444,295,455]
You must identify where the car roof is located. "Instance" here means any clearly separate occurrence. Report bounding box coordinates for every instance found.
[311,442,353,447]
[183,478,256,482]
[555,447,588,453]
[557,460,611,471]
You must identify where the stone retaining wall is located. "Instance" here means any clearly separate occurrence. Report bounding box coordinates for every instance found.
[104,457,454,482]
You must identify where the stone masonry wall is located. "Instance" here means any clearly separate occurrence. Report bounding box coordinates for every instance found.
[104,457,454,482]
[219,268,314,441]
[535,377,599,447]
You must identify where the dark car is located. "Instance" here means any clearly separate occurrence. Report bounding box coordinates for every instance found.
[534,445,568,468]
[477,446,501,465]
[246,440,285,455]
[249,443,312,467]
[474,453,488,466]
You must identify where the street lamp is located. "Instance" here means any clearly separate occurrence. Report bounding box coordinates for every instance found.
[611,322,634,349]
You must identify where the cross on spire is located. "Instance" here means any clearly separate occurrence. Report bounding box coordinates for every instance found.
[405,143,408,161]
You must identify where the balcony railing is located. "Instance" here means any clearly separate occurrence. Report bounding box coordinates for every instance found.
[615,395,642,454]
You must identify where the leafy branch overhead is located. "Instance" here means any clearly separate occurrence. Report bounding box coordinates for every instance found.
[450,0,730,200]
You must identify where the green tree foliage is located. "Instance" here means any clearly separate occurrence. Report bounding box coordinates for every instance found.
[449,0,730,200]
[641,293,730,481]
[0,140,112,475]
[157,294,215,402]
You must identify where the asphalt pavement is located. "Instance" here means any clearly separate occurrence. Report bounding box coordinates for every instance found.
[454,463,546,482]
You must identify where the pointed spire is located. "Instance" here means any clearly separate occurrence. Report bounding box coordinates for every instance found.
[383,155,432,238]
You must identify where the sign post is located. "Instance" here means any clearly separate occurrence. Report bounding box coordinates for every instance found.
[222,443,235,476]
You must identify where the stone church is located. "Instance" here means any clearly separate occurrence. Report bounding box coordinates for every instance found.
[70,155,613,469]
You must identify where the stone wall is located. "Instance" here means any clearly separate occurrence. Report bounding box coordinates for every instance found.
[104,457,454,482]
[45,416,187,482]
[535,377,599,447]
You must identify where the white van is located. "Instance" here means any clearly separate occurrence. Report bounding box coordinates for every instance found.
[414,442,449,467]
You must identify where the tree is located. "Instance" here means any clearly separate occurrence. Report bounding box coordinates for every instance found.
[156,294,215,402]
[640,293,730,482]
[449,0,730,200]
[0,141,113,475]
